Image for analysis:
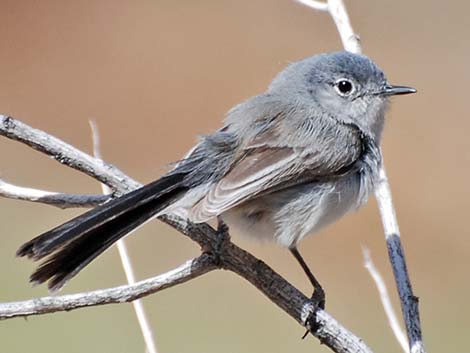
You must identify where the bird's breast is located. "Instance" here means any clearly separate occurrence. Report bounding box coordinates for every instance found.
[221,169,377,248]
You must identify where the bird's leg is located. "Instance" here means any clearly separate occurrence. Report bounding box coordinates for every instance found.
[289,247,325,309]
[290,246,325,338]
[290,246,325,308]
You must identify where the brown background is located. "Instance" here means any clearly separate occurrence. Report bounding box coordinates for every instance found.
[0,1,468,352]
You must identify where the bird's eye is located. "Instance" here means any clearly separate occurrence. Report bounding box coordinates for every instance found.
[334,79,354,96]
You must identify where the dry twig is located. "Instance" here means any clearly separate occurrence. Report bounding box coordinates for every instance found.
[363,247,408,352]
[0,178,109,208]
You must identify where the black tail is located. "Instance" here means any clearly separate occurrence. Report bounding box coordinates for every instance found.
[17,173,187,291]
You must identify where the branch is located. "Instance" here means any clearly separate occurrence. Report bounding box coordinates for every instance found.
[0,115,140,193]
[0,178,110,208]
[363,247,408,353]
[0,114,374,353]
[327,0,361,53]
[375,168,425,353]
[321,1,426,352]
[0,255,216,319]
[295,0,329,12]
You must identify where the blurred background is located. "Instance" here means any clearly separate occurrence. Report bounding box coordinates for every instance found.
[0,0,468,352]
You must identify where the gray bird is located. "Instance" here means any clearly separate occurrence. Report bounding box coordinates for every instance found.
[17,51,416,302]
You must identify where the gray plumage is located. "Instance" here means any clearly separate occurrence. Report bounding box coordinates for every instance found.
[164,51,387,247]
[17,51,416,290]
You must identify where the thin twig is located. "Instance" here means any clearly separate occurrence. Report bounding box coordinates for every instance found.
[90,121,159,353]
[0,255,216,319]
[0,115,140,192]
[362,247,408,353]
[326,0,361,54]
[375,168,425,353]
[0,178,109,208]
[295,0,329,12]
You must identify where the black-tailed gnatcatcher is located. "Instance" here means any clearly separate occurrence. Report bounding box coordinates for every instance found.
[17,52,416,304]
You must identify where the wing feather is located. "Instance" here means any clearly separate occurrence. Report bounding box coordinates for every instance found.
[189,99,364,222]
[190,148,298,221]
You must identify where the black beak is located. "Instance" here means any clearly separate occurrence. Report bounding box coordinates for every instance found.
[382,84,417,96]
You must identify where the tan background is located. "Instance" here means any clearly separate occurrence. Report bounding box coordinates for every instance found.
[0,1,468,352]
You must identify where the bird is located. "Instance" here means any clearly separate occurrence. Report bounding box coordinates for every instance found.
[16,51,416,305]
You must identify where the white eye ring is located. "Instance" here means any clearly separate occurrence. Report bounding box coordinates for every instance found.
[334,78,355,96]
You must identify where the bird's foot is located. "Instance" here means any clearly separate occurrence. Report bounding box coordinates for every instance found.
[301,290,325,339]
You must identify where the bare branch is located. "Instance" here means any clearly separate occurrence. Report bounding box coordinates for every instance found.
[0,115,141,193]
[90,120,159,353]
[362,247,408,353]
[326,0,361,54]
[375,168,425,353]
[0,178,109,208]
[220,240,373,353]
[0,255,216,319]
[295,0,329,12]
